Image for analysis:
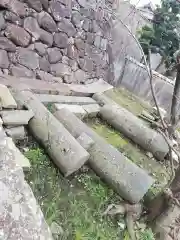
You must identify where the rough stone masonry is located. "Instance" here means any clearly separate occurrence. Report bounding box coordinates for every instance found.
[0,0,114,84]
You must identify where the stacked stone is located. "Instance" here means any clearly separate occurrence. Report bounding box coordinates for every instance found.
[0,0,113,84]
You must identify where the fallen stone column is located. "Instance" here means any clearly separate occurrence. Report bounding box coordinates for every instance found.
[0,110,34,126]
[92,92,116,106]
[53,108,154,203]
[36,94,97,105]
[100,104,169,161]
[0,137,53,239]
[12,90,90,177]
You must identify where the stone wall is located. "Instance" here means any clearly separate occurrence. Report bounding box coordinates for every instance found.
[119,57,174,112]
[0,0,113,84]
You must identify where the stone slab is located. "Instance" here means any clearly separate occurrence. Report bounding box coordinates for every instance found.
[5,126,26,141]
[0,137,53,239]
[0,74,71,95]
[54,108,154,203]
[83,104,100,118]
[1,110,34,125]
[0,84,17,109]
[0,75,113,97]
[36,94,97,105]
[69,79,113,96]
[52,103,87,119]
[76,132,94,150]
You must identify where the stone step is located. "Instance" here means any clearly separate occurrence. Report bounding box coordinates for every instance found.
[36,94,97,105]
[52,103,100,119]
[0,74,113,96]
[52,104,87,119]
[1,110,34,126]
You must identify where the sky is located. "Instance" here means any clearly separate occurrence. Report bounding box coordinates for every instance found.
[130,0,161,7]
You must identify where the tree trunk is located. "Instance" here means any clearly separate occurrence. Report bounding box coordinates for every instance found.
[147,168,180,240]
[170,64,180,135]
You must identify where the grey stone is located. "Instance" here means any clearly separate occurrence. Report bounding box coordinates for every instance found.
[5,24,31,47]
[1,110,34,126]
[57,19,76,37]
[5,126,26,142]
[73,69,88,83]
[0,0,29,17]
[69,59,78,71]
[36,94,97,105]
[0,50,9,69]
[67,45,78,59]
[13,90,90,177]
[0,13,5,30]
[50,0,71,21]
[2,68,9,75]
[53,103,87,119]
[24,17,40,40]
[86,32,94,44]
[36,70,63,83]
[4,11,22,26]
[54,32,68,49]
[38,11,57,33]
[47,47,62,64]
[94,35,101,48]
[75,38,85,50]
[100,38,108,50]
[61,48,67,56]
[61,56,69,65]
[80,8,95,20]
[83,104,100,118]
[40,0,49,10]
[82,19,90,32]
[39,56,50,72]
[14,48,39,70]
[34,42,47,56]
[53,108,154,203]
[100,104,169,161]
[10,64,35,78]
[50,63,71,77]
[76,132,94,150]
[25,0,43,12]
[0,84,17,109]
[72,11,83,28]
[79,56,94,72]
[0,136,53,238]
[39,28,53,46]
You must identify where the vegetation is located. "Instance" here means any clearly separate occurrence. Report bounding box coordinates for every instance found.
[138,0,180,68]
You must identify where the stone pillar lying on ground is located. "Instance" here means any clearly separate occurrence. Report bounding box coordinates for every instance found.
[0,137,53,239]
[12,90,90,176]
[92,92,115,106]
[53,108,154,203]
[100,104,169,161]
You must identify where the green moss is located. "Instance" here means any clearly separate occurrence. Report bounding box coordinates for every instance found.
[86,118,169,197]
[105,88,151,116]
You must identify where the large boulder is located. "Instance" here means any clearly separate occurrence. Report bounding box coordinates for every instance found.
[5,24,31,47]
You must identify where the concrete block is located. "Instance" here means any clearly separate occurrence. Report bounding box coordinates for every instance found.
[52,103,87,119]
[1,110,34,126]
[76,132,94,150]
[0,84,17,109]
[36,94,97,105]
[83,104,100,118]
